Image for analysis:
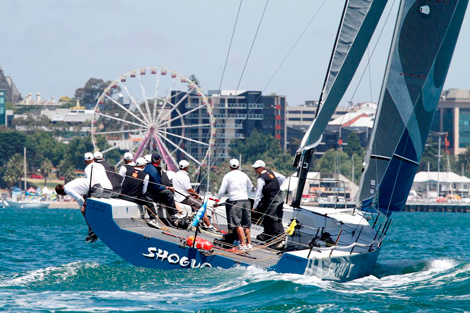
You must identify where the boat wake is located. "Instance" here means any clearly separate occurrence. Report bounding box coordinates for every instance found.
[1,258,469,311]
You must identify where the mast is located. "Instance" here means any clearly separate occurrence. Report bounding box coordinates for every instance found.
[24,147,27,191]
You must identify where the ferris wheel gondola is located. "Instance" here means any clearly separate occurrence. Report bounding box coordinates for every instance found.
[91,67,216,176]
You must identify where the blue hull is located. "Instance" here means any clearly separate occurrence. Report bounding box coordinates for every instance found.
[85,199,380,281]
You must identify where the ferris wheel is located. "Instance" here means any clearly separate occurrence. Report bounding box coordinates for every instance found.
[91,67,216,175]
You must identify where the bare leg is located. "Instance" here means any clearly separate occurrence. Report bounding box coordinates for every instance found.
[244,228,251,245]
[80,204,92,232]
[236,227,246,245]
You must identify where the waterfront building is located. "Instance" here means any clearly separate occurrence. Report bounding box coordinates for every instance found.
[411,171,470,198]
[286,101,376,155]
[0,67,22,103]
[172,89,287,161]
[432,89,470,156]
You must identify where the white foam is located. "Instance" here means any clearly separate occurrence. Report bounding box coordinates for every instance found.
[0,261,99,287]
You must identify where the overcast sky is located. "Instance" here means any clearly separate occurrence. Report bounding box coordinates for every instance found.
[1,0,469,106]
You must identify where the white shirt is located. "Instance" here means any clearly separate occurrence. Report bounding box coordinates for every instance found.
[253,170,286,209]
[172,170,192,202]
[84,162,113,190]
[64,178,90,208]
[217,169,253,201]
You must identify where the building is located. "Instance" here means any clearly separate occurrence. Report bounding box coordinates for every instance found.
[411,171,470,198]
[286,101,376,155]
[16,93,62,107]
[172,89,287,161]
[0,90,5,125]
[432,89,470,155]
[0,66,22,103]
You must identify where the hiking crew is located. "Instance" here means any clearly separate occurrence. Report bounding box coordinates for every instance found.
[119,157,159,228]
[93,151,121,196]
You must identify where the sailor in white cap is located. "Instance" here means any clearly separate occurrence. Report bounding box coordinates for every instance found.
[93,151,121,196]
[216,159,254,251]
[252,159,286,246]
[119,151,136,179]
[84,152,113,198]
[173,160,216,231]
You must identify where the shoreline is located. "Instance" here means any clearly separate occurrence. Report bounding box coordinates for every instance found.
[49,202,79,209]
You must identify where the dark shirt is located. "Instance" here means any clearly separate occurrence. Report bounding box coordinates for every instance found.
[144,163,166,192]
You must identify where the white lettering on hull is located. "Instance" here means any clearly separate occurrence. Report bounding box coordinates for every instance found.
[143,247,212,268]
[305,257,355,280]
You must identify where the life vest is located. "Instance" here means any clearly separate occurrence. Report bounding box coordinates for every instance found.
[121,167,147,198]
[260,170,281,200]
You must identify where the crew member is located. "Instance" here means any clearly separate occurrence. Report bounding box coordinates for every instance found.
[144,153,179,218]
[119,157,159,228]
[119,152,136,179]
[55,178,99,242]
[217,159,253,251]
[173,160,216,231]
[93,151,121,197]
[84,152,113,198]
[252,159,286,247]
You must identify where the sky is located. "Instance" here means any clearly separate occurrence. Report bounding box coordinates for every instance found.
[1,0,470,107]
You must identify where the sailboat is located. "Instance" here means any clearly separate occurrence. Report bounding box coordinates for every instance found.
[84,1,468,281]
[5,147,50,209]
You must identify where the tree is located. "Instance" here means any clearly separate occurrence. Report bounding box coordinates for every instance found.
[458,146,470,176]
[343,132,363,157]
[3,153,24,188]
[418,137,439,172]
[188,74,201,89]
[229,129,284,164]
[228,129,294,177]
[39,158,53,186]
[0,131,27,168]
[56,160,77,183]
[75,78,117,106]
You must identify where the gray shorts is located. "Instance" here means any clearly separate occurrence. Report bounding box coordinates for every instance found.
[227,199,251,228]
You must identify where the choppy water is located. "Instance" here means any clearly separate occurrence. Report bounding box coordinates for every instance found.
[1,208,469,312]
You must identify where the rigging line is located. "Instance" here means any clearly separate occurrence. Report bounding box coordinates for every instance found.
[234,0,270,94]
[367,48,374,103]
[260,0,327,93]
[218,0,243,91]
[203,2,327,180]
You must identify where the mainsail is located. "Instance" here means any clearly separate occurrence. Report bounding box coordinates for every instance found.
[292,0,387,207]
[358,0,469,214]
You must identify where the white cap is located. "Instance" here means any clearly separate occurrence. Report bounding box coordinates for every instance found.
[144,154,151,163]
[93,151,103,160]
[179,160,190,169]
[136,157,147,167]
[124,152,133,161]
[84,152,94,161]
[252,160,265,168]
[229,159,239,169]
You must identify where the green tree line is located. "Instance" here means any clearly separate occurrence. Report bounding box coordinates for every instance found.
[0,130,121,188]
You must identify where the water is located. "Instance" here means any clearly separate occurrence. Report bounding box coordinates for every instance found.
[1,208,469,312]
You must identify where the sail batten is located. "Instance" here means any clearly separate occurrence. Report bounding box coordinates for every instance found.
[358,0,469,214]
